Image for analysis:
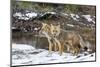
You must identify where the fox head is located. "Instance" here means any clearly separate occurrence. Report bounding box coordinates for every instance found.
[40,23,51,35]
[42,23,48,29]
[50,24,60,37]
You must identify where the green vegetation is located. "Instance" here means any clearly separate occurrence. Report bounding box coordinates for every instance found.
[64,5,79,13]
[12,0,96,15]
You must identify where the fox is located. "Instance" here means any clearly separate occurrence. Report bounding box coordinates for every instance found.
[40,23,86,55]
[39,23,62,55]
[50,24,87,55]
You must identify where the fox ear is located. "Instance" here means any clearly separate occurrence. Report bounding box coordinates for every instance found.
[42,23,46,25]
[50,24,53,26]
[42,23,47,26]
[50,24,53,27]
[42,23,46,29]
[42,23,44,26]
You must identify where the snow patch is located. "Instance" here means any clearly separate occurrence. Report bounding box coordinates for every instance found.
[76,14,80,18]
[12,44,35,50]
[13,12,38,20]
[82,15,95,24]
[12,27,16,29]
[18,17,30,20]
[70,14,79,21]
[13,12,22,17]
[12,44,95,66]
[46,12,56,14]
[62,13,68,16]
[25,12,38,18]
[67,24,74,27]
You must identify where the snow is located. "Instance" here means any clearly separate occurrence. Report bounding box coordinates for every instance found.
[12,44,95,66]
[62,13,68,16]
[18,17,29,20]
[13,12,96,25]
[46,12,56,14]
[82,15,95,24]
[13,12,22,17]
[76,14,80,18]
[67,24,74,27]
[82,15,92,22]
[70,14,79,21]
[40,12,56,17]
[25,12,38,18]
[34,28,38,31]
[12,27,16,29]
[13,12,38,20]
[12,44,35,50]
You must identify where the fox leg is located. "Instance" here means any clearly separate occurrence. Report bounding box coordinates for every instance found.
[58,42,62,55]
[68,40,75,55]
[74,47,80,55]
[54,38,62,55]
[60,42,64,54]
[44,33,53,54]
[54,41,57,51]
[71,46,79,55]
[47,38,52,54]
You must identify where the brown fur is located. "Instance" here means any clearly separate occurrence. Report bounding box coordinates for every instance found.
[40,23,86,55]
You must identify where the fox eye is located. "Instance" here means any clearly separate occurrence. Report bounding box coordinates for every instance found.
[53,30,55,32]
[66,42,69,44]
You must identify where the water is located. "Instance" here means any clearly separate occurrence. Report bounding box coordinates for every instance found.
[12,31,49,49]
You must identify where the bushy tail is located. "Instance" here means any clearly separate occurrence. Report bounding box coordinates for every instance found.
[79,34,95,53]
[78,34,87,51]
